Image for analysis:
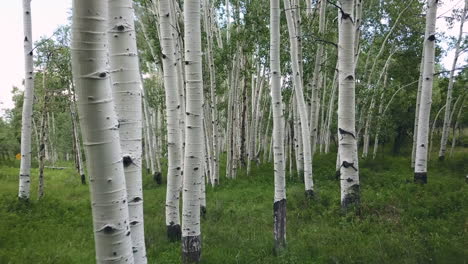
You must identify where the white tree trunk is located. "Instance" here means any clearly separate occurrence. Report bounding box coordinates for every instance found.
[338,0,360,210]
[284,0,314,197]
[450,96,466,156]
[428,104,446,156]
[71,0,134,262]
[438,0,466,160]
[310,0,327,152]
[159,0,183,241]
[414,0,438,184]
[324,61,339,154]
[362,52,394,158]
[18,0,35,200]
[108,1,147,261]
[270,0,286,252]
[412,53,425,168]
[203,0,219,184]
[182,0,203,261]
[142,97,155,176]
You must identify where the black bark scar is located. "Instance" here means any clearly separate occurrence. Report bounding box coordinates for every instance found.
[341,161,358,171]
[339,128,356,140]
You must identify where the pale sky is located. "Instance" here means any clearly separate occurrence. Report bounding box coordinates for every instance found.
[0,0,465,117]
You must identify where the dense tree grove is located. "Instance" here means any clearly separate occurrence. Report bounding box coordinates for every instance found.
[0,0,467,263]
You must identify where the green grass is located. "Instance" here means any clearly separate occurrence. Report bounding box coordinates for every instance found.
[0,152,467,263]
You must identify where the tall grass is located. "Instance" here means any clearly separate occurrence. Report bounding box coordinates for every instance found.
[0,152,466,263]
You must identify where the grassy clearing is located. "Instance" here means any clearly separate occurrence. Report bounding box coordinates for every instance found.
[0,152,467,263]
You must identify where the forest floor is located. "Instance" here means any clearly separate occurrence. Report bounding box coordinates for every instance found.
[0,151,467,264]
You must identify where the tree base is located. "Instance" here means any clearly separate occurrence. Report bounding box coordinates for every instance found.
[305,190,315,199]
[80,174,86,185]
[182,235,201,263]
[414,172,427,184]
[341,184,360,213]
[273,199,286,254]
[438,155,445,161]
[200,206,207,217]
[167,223,181,242]
[153,172,162,185]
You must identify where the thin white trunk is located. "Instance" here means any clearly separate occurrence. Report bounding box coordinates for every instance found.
[438,0,466,160]
[271,0,286,251]
[203,0,219,184]
[414,0,438,184]
[159,0,183,241]
[142,97,155,175]
[428,104,446,157]
[450,96,466,156]
[18,0,35,200]
[362,52,394,158]
[324,61,338,153]
[338,0,360,210]
[181,0,203,261]
[412,53,425,168]
[108,1,147,261]
[310,0,327,152]
[71,0,134,262]
[284,0,314,197]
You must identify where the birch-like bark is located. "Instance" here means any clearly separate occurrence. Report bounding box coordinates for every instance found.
[71,0,134,262]
[108,1,147,261]
[38,70,49,199]
[324,61,338,153]
[18,0,35,200]
[284,0,314,197]
[414,0,438,184]
[428,104,446,156]
[372,70,389,159]
[362,52,394,158]
[69,83,86,184]
[182,0,203,261]
[293,97,304,175]
[450,96,466,156]
[338,0,360,210]
[203,0,219,184]
[159,0,183,241]
[412,54,425,168]
[310,0,327,152]
[142,97,155,176]
[271,0,286,252]
[438,0,466,160]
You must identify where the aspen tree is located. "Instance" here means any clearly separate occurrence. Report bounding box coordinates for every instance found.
[159,0,183,241]
[412,54,425,168]
[18,0,35,200]
[337,0,360,210]
[71,0,134,262]
[438,0,466,160]
[414,0,438,184]
[108,1,147,260]
[38,69,49,199]
[449,96,466,155]
[310,0,327,152]
[69,84,86,184]
[284,0,314,197]
[429,104,446,155]
[203,0,219,184]
[271,0,286,252]
[181,0,204,261]
[362,52,394,158]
